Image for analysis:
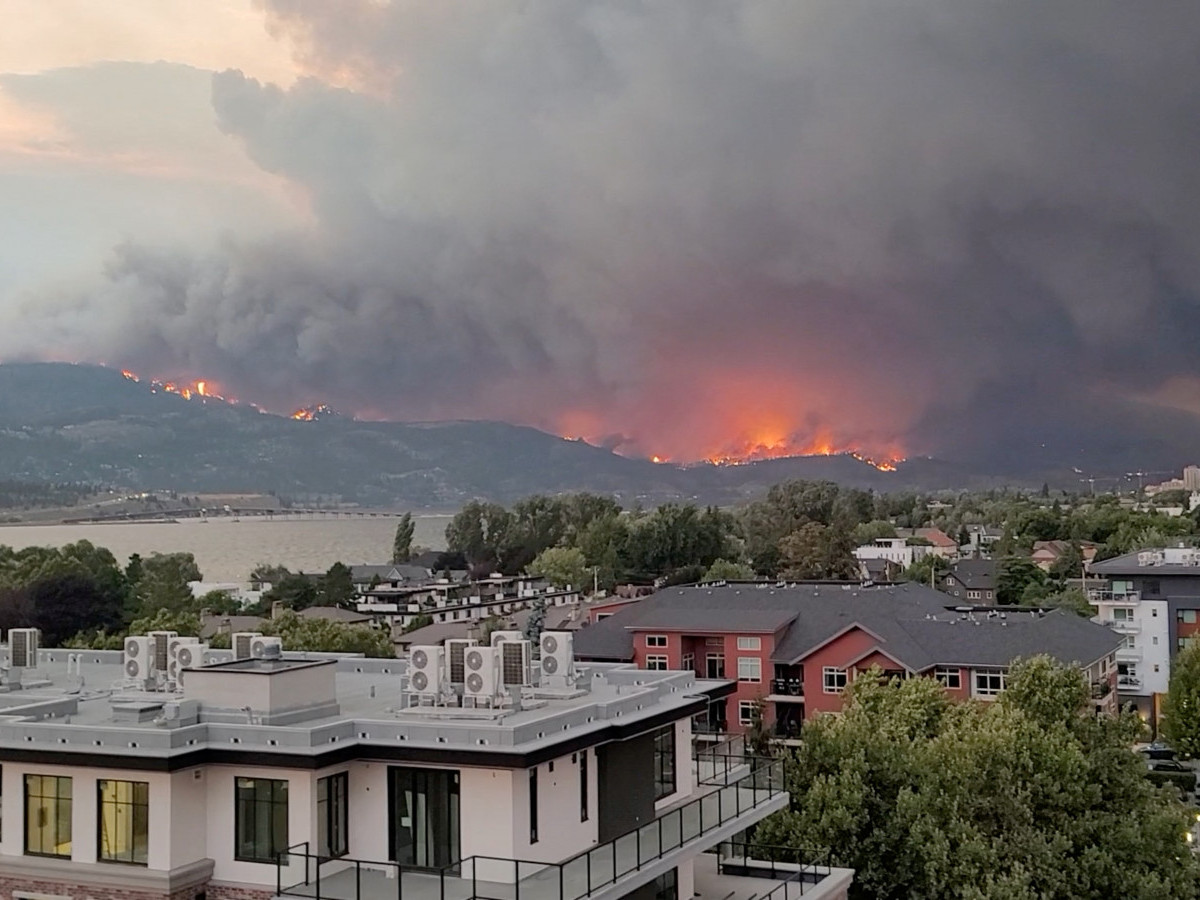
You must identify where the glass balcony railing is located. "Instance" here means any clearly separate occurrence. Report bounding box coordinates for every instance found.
[277,751,786,900]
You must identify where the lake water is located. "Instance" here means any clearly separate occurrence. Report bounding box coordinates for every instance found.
[0,516,453,582]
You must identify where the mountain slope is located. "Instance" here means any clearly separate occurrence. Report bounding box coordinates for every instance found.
[0,363,1028,505]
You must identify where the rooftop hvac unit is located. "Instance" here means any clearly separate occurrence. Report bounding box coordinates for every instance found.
[148,631,178,673]
[8,628,38,669]
[445,638,477,684]
[170,642,208,685]
[489,630,524,646]
[124,636,155,681]
[233,632,263,660]
[250,636,283,659]
[408,645,444,697]
[463,645,499,701]
[540,631,575,682]
[499,639,533,687]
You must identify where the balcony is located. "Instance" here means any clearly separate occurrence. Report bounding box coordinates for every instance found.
[1115,646,1142,662]
[768,679,804,702]
[710,842,851,899]
[1088,590,1141,604]
[1117,674,1143,690]
[277,750,787,900]
[1106,619,1140,634]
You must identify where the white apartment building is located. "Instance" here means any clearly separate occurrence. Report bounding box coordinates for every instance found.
[1088,582,1170,711]
[852,537,929,569]
[0,632,852,900]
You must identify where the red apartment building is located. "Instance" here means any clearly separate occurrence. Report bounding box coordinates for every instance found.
[574,583,1121,736]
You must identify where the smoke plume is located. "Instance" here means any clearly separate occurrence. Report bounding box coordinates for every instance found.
[9,1,1200,469]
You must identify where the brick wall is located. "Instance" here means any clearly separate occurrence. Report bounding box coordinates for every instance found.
[0,875,207,900]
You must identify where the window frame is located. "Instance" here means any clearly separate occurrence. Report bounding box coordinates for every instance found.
[973,668,1006,697]
[737,657,762,683]
[736,636,762,651]
[652,725,676,801]
[933,666,961,690]
[528,767,539,845]
[645,635,668,648]
[24,774,72,859]
[705,654,725,679]
[645,655,669,671]
[737,700,755,726]
[822,667,847,694]
[579,750,588,823]
[97,779,149,866]
[234,777,289,864]
[317,772,349,859]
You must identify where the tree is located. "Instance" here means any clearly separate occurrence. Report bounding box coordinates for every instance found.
[1048,541,1085,581]
[702,558,755,582]
[392,513,415,563]
[135,552,202,616]
[445,501,512,571]
[755,658,1200,899]
[261,611,394,657]
[401,614,434,634]
[850,520,897,546]
[527,547,588,591]
[317,562,356,607]
[1163,640,1200,758]
[258,573,318,612]
[901,554,949,586]
[777,523,855,580]
[996,557,1047,605]
[28,572,125,646]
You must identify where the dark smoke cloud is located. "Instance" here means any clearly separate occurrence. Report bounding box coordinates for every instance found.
[11,1,1200,469]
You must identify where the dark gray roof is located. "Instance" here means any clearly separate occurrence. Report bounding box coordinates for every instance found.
[350,564,432,583]
[947,559,996,590]
[571,583,1120,670]
[297,606,373,624]
[630,607,798,633]
[1089,551,1200,576]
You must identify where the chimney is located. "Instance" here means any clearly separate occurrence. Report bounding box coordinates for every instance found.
[272,600,284,620]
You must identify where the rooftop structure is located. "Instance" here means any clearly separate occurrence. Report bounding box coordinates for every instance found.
[0,629,854,900]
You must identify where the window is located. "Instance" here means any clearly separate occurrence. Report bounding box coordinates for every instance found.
[1144,580,1161,596]
[967,590,981,600]
[235,778,288,863]
[596,613,612,621]
[1112,608,1133,621]
[706,654,725,679]
[681,653,694,671]
[529,768,538,844]
[653,868,678,900]
[646,655,668,671]
[646,635,667,648]
[736,636,761,651]
[973,669,1006,697]
[1153,636,1159,645]
[985,591,994,600]
[652,725,676,800]
[579,751,588,823]
[97,780,148,865]
[738,700,756,726]
[317,772,348,859]
[933,667,961,689]
[1153,608,1159,617]
[1180,637,1195,652]
[1155,664,1161,672]
[25,775,71,858]
[1181,610,1198,624]
[822,667,847,694]
[737,657,762,682]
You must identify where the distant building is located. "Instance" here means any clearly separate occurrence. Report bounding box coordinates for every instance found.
[941,559,997,603]
[1030,540,1098,573]
[1185,465,1200,492]
[853,537,929,569]
[573,583,1119,739]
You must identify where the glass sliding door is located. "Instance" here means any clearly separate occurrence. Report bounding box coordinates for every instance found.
[388,768,460,870]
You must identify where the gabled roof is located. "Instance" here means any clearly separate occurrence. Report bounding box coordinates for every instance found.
[946,559,996,590]
[915,527,958,548]
[350,564,432,583]
[570,583,1120,672]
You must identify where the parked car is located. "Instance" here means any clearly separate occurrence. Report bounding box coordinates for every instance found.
[1140,741,1177,761]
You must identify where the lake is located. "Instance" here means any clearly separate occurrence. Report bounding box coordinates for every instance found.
[0,516,453,582]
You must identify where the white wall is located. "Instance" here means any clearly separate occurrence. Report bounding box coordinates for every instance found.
[1139,599,1171,695]
[510,750,599,866]
[0,761,174,870]
[169,767,209,868]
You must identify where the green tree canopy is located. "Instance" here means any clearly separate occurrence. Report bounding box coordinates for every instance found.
[1163,640,1200,758]
[701,558,755,582]
[755,657,1200,899]
[392,513,415,563]
[526,546,588,591]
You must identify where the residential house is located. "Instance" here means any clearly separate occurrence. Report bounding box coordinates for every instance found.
[573,583,1119,739]
[1031,541,1098,573]
[965,525,1003,553]
[0,633,855,900]
[940,559,997,604]
[909,528,959,559]
[852,537,929,569]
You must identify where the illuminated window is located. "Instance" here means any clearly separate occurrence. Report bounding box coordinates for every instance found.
[97,780,149,865]
[25,775,71,858]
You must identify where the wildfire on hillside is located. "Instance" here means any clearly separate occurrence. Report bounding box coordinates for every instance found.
[119,367,230,403]
[290,404,335,421]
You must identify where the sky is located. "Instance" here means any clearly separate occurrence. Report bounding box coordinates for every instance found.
[3,1,1200,473]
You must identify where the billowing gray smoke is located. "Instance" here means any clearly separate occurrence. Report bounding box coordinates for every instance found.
[12,1,1200,469]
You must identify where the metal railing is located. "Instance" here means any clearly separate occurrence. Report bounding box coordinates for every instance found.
[769,679,804,697]
[716,842,833,898]
[277,751,785,900]
[1087,590,1141,604]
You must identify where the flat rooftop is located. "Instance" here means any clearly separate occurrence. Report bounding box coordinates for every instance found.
[0,647,727,769]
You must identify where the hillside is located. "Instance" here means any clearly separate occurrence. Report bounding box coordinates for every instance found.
[0,363,1035,506]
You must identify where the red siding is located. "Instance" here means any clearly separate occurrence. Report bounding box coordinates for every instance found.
[800,627,878,716]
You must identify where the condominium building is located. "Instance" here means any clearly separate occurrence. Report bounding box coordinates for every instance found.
[1088,547,1200,721]
[573,583,1121,737]
[0,630,851,900]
